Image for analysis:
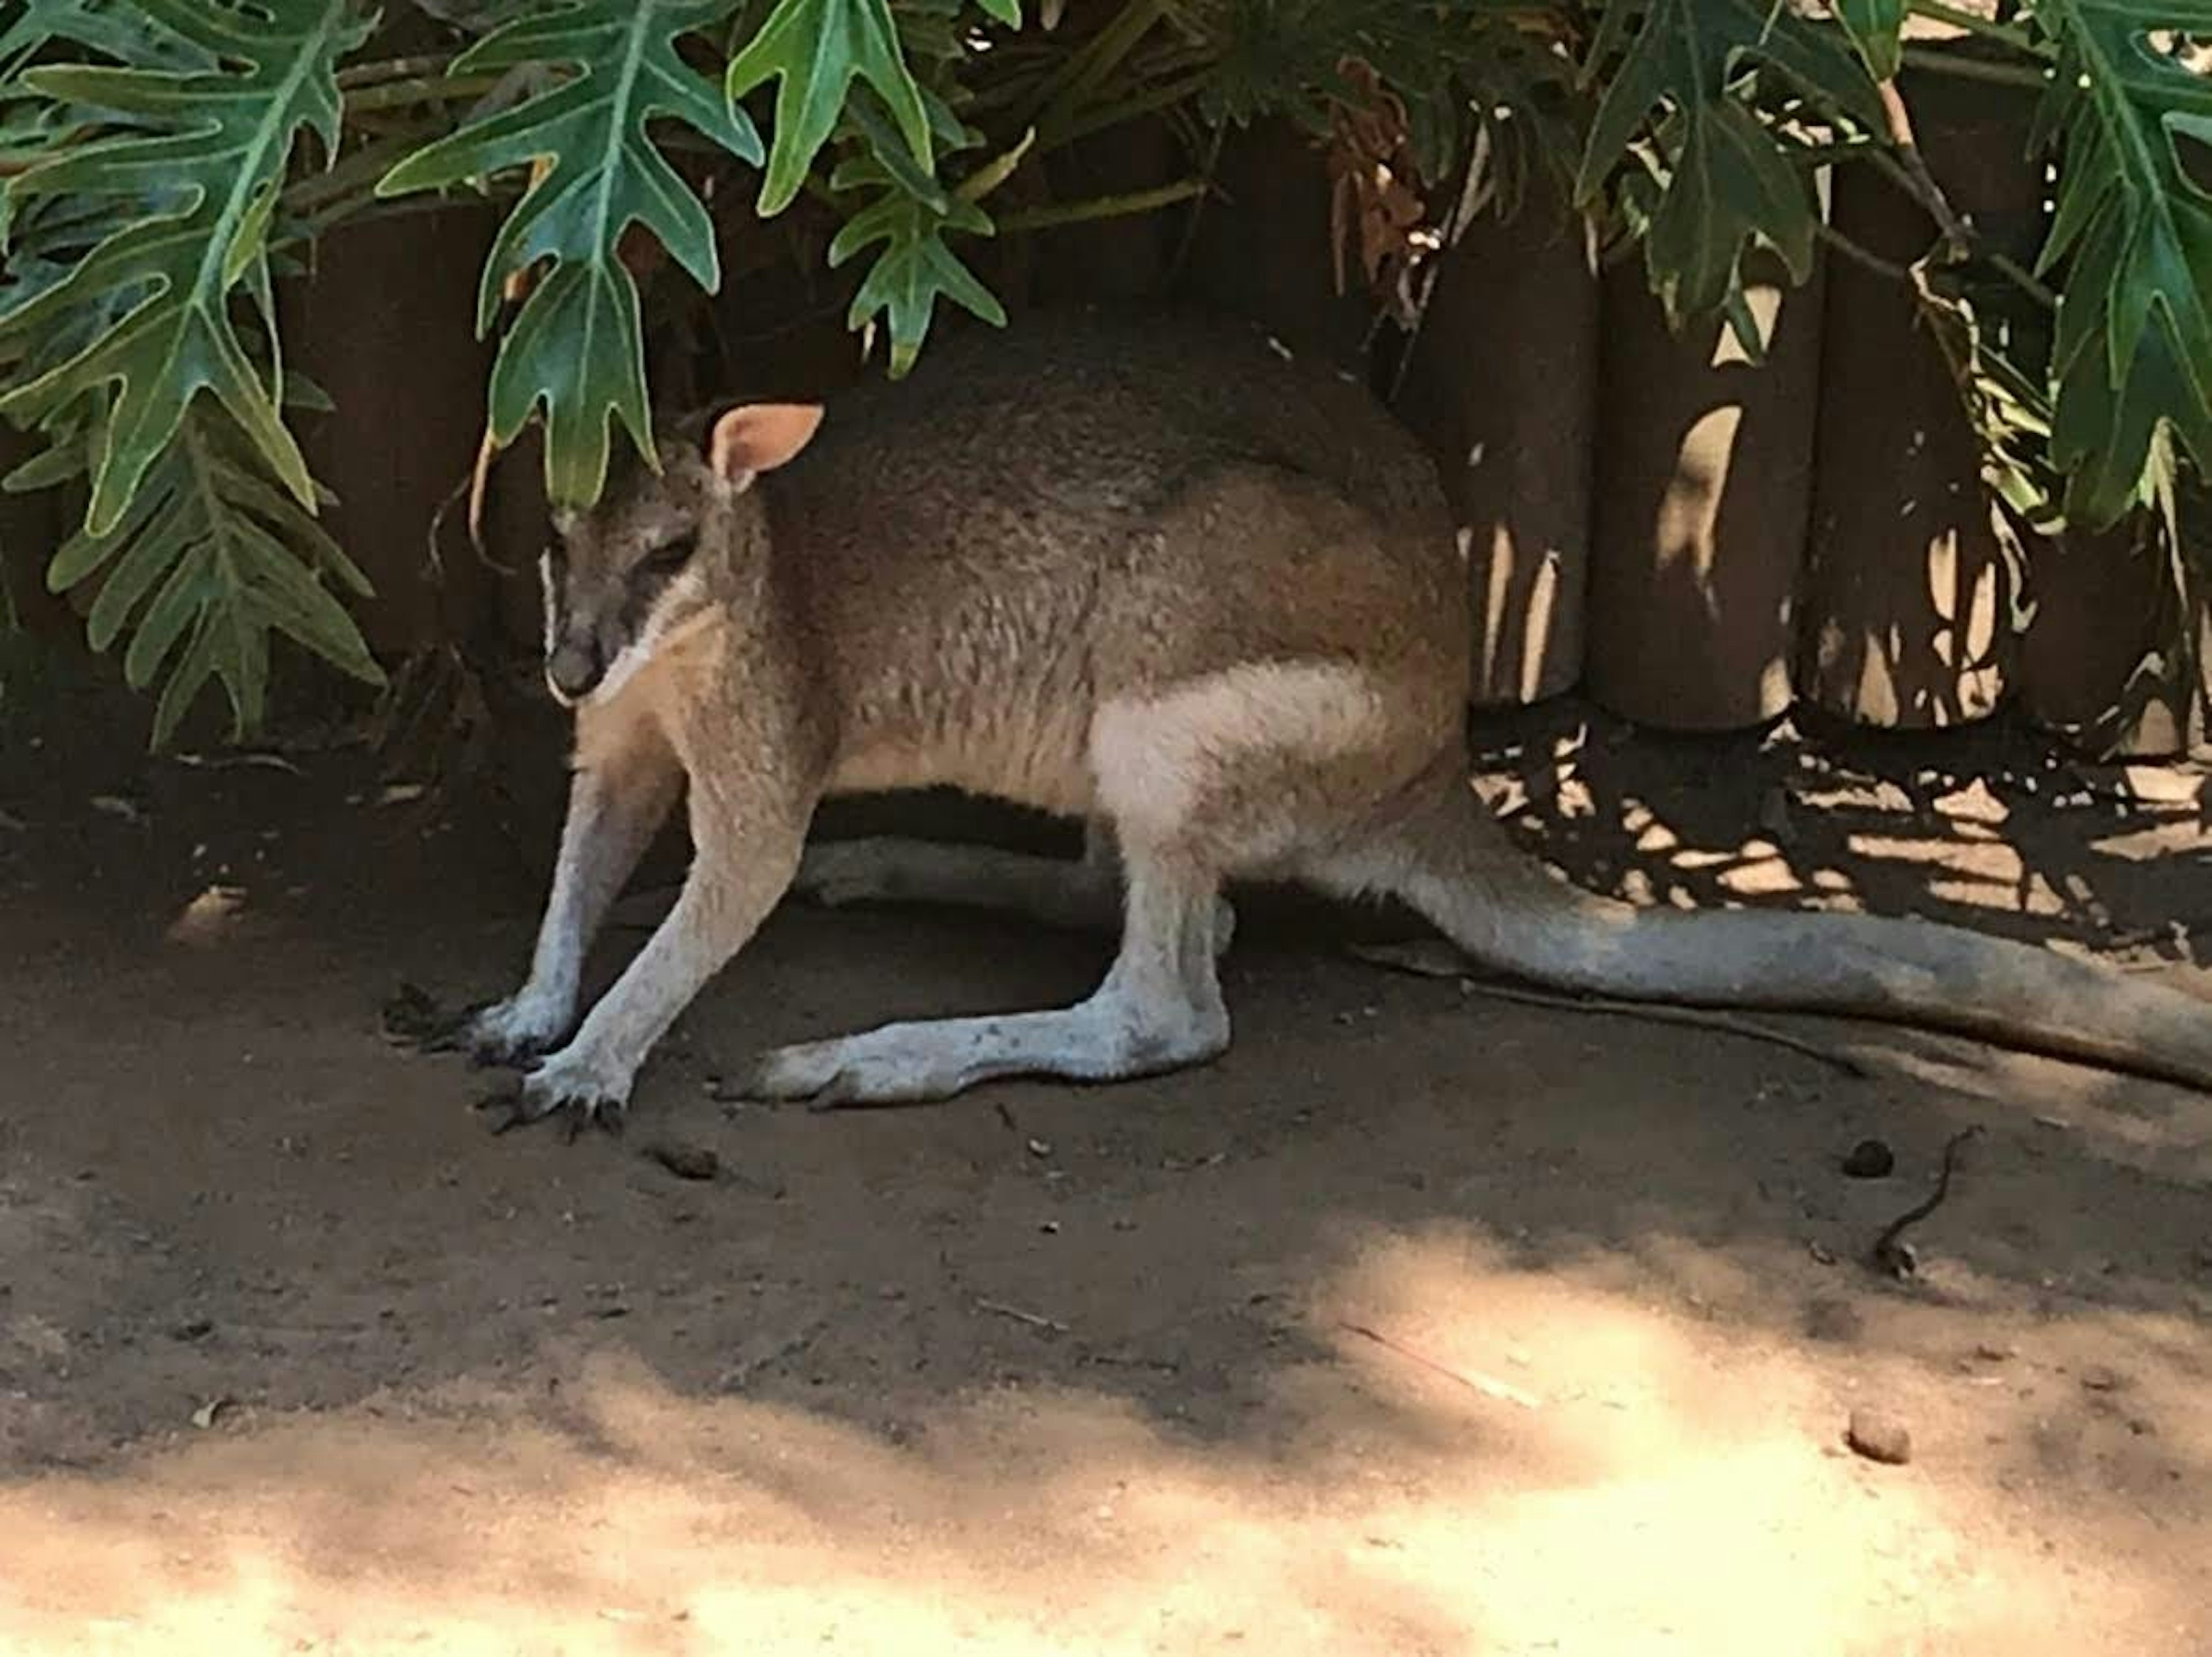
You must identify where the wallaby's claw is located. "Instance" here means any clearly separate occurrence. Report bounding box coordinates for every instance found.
[476,1044,636,1139]
[476,1077,626,1139]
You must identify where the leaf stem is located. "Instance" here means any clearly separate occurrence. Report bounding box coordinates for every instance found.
[1899,44,2051,89]
[343,73,512,115]
[995,176,1205,232]
[1816,219,1912,283]
[1855,145,2059,311]
[335,55,456,90]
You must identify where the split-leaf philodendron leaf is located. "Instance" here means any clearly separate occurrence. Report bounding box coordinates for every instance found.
[379,0,764,510]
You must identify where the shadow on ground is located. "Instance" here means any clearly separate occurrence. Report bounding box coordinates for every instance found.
[1,678,2207,1654]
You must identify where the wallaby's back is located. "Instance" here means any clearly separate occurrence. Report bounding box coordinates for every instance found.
[757,312,1467,794]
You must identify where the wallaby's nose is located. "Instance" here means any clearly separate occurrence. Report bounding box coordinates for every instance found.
[546,638,603,702]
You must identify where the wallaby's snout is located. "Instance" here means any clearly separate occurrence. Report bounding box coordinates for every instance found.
[544,631,605,704]
[536,544,631,708]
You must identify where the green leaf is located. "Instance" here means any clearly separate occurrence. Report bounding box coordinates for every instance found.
[2033,0,2212,525]
[0,0,371,535]
[1834,0,1906,82]
[975,0,1020,24]
[1577,0,1879,326]
[46,401,382,748]
[828,151,1004,376]
[378,0,763,509]
[728,0,933,216]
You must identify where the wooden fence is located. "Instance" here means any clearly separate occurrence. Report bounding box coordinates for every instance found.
[1,58,2196,758]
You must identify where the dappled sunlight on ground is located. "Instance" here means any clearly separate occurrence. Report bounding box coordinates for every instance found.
[5,1226,2205,1655]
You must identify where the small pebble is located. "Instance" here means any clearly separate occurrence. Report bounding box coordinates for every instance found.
[644,1141,719,1182]
[1846,1408,1913,1465]
[1841,1139,1895,1179]
[2078,1363,2128,1393]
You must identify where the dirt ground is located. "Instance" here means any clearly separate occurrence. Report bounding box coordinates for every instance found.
[1,667,2208,1655]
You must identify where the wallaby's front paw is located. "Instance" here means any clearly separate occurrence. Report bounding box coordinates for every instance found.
[479,1044,634,1140]
[463,994,572,1069]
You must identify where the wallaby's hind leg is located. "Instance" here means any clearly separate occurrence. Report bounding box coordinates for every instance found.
[745,845,1228,1107]
[742,662,1431,1109]
[790,821,1237,952]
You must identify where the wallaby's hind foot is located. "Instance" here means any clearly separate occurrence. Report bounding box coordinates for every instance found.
[790,831,1238,954]
[745,848,1230,1107]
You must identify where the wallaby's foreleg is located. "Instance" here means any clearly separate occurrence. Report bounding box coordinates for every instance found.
[502,793,808,1133]
[744,845,1230,1108]
[467,725,683,1065]
[791,821,1237,951]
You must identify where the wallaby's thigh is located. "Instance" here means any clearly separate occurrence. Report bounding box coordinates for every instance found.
[1087,659,1450,877]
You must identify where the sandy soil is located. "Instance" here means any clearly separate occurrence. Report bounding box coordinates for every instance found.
[1,673,2207,1655]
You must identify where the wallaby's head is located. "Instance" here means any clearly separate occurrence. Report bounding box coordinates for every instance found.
[539,401,823,707]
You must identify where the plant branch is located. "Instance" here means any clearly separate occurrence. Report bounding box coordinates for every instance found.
[343,72,511,116]
[336,54,454,90]
[994,177,1206,233]
[1854,143,2059,312]
[1816,219,1914,283]
[1899,43,2053,88]
[1876,79,1969,257]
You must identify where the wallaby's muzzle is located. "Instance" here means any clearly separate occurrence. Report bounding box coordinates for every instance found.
[546,636,604,703]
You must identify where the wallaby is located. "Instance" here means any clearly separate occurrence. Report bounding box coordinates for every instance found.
[457,308,2212,1131]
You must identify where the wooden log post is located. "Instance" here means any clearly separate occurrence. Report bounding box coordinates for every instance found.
[1585,249,1827,730]
[2014,516,2194,756]
[1026,117,1181,305]
[1180,117,1373,373]
[1800,66,2034,730]
[280,205,500,660]
[1393,175,1599,707]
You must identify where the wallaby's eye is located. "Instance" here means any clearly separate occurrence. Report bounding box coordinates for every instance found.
[638,534,695,581]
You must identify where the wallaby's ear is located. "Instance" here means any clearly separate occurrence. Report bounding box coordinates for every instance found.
[707,402,823,487]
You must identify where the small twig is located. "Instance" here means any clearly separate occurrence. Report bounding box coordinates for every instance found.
[1983,249,2060,313]
[1338,1321,1541,1410]
[336,54,453,90]
[978,1298,1070,1334]
[342,73,508,116]
[171,750,306,776]
[1899,43,2053,88]
[1876,80,1969,259]
[994,177,1207,234]
[1165,119,1229,288]
[1869,1126,1983,1279]
[1349,940,1873,1078]
[1816,220,1914,285]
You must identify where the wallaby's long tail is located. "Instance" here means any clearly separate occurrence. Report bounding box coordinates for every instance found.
[1377,778,2212,1092]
